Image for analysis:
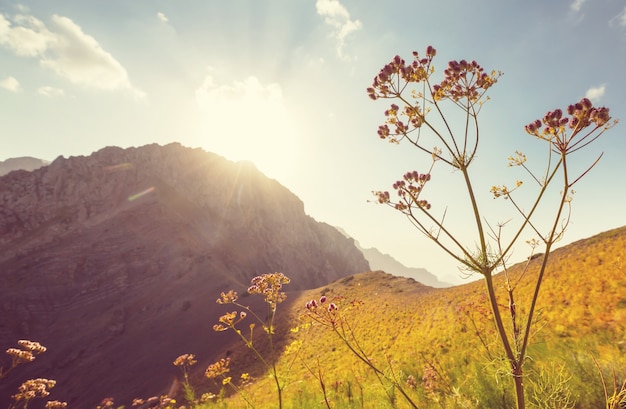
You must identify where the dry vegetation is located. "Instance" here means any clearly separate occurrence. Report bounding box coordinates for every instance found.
[193,226,626,408]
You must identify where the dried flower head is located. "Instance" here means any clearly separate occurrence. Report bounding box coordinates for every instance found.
[247,272,290,308]
[45,401,68,409]
[205,358,231,379]
[173,354,197,368]
[12,378,56,402]
[216,290,238,304]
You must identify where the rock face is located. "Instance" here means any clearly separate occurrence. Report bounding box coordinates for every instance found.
[0,143,369,407]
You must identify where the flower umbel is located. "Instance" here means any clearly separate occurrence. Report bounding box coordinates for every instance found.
[247,272,290,309]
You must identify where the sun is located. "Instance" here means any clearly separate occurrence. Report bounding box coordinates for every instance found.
[194,74,297,183]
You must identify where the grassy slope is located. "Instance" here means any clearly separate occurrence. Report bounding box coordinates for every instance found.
[198,226,626,408]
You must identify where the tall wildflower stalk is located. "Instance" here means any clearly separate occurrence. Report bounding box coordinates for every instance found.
[366,45,617,408]
[213,272,292,409]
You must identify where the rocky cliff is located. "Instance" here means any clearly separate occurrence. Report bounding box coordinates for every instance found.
[0,143,369,407]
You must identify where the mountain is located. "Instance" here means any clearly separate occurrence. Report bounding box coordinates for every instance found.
[359,245,451,287]
[335,227,450,287]
[0,143,370,407]
[0,157,49,176]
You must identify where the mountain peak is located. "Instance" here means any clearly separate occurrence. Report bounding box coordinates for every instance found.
[0,143,369,406]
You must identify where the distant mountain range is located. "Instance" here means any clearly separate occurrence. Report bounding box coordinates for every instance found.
[358,245,451,287]
[0,156,49,176]
[335,227,451,287]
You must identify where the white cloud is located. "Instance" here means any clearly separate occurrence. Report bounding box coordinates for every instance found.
[570,0,586,12]
[157,12,168,23]
[0,12,143,97]
[0,76,21,92]
[315,0,362,60]
[585,84,605,102]
[0,13,56,56]
[37,85,65,97]
[195,74,286,122]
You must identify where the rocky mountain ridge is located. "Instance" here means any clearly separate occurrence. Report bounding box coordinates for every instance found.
[0,143,369,406]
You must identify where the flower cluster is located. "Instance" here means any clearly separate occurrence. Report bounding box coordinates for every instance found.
[213,311,247,332]
[216,290,238,304]
[12,378,56,402]
[6,340,46,365]
[205,358,231,379]
[568,98,611,129]
[406,374,418,390]
[524,97,613,151]
[45,401,67,409]
[305,295,337,313]
[173,353,197,368]
[305,295,340,327]
[367,46,437,101]
[432,59,500,103]
[490,180,523,199]
[247,272,290,308]
[374,170,432,211]
[131,396,176,408]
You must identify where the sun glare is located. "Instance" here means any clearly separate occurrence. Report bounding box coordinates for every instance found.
[195,74,296,182]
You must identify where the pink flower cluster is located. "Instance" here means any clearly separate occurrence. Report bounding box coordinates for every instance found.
[524,97,612,139]
[306,295,337,313]
[432,59,498,102]
[367,46,437,101]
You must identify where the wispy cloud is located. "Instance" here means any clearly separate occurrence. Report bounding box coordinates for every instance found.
[0,12,144,97]
[0,76,21,92]
[37,85,65,97]
[315,0,362,60]
[570,0,587,12]
[585,84,605,102]
[610,6,626,27]
[195,74,285,120]
[157,12,168,24]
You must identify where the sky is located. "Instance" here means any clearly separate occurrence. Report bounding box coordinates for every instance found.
[1,0,625,285]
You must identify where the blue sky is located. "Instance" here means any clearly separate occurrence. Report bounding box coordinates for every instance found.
[1,0,625,284]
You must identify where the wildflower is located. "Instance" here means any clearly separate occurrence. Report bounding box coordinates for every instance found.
[247,272,290,308]
[12,378,56,402]
[205,358,231,379]
[45,401,68,409]
[173,354,197,368]
[6,348,35,364]
[406,374,418,390]
[96,398,114,409]
[217,290,238,304]
[17,340,46,354]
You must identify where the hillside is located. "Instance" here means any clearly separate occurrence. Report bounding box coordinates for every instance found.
[0,143,370,407]
[203,226,626,408]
